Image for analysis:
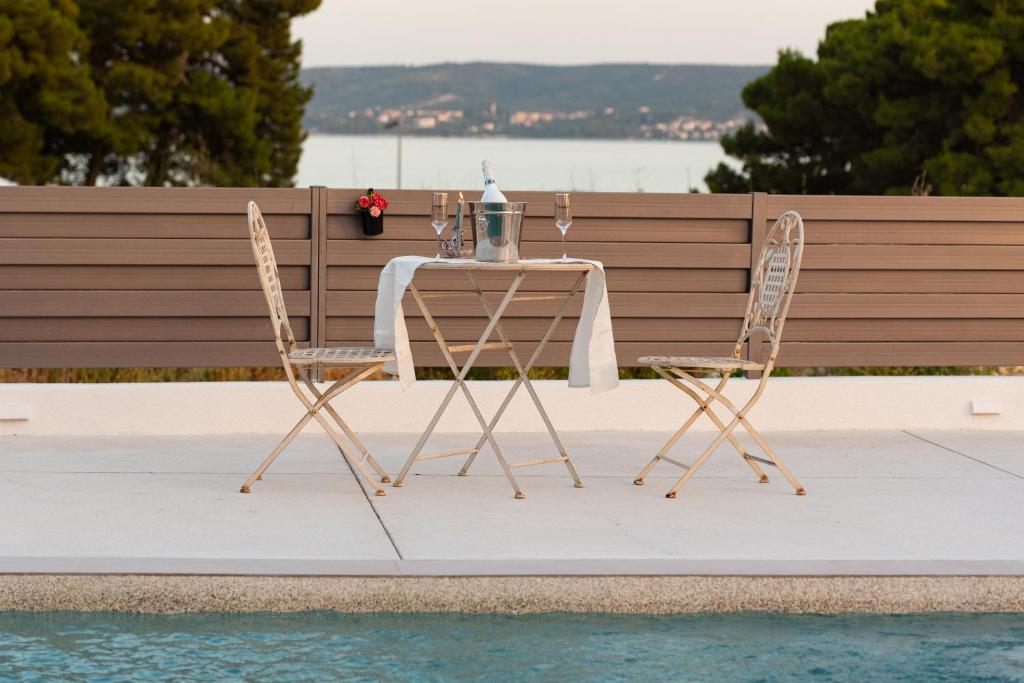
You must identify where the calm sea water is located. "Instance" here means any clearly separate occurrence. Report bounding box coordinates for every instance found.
[2,611,1024,682]
[298,134,734,193]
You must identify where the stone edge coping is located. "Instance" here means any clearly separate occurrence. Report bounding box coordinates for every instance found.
[2,575,1023,614]
[3,558,1024,577]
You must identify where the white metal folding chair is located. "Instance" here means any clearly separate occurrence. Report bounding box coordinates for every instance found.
[240,201,395,496]
[633,210,807,499]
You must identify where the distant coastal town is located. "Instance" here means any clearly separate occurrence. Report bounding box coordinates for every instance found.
[306,103,753,141]
[301,63,767,142]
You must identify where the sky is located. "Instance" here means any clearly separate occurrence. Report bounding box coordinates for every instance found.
[294,0,877,67]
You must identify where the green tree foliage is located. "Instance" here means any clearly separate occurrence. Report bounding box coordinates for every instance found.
[707,0,1024,196]
[0,0,104,183]
[0,0,318,187]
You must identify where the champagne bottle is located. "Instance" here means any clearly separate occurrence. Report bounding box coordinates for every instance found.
[480,160,508,203]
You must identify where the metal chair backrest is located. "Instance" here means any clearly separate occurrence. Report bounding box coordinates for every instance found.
[737,210,804,363]
[247,201,296,350]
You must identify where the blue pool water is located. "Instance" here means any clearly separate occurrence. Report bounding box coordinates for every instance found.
[1,612,1023,682]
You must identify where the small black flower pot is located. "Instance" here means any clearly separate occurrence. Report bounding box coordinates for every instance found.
[361,213,384,236]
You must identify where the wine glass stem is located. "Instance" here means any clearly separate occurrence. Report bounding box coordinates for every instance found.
[561,232,567,261]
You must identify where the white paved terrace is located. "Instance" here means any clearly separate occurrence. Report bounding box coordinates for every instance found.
[2,429,1022,576]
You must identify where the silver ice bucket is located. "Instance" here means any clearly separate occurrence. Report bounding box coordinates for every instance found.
[469,201,525,262]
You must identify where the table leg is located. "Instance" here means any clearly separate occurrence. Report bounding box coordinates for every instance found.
[392,275,528,498]
[458,271,587,489]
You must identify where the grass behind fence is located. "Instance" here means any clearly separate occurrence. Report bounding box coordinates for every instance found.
[0,366,1018,383]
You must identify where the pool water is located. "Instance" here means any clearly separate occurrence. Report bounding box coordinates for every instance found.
[1,612,1023,682]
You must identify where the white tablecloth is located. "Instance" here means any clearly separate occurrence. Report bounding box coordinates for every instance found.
[373,256,619,394]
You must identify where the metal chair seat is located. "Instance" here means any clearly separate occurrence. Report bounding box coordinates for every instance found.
[288,346,395,365]
[639,355,764,371]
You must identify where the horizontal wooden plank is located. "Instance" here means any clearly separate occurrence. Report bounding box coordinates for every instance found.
[327,189,754,219]
[326,241,750,268]
[768,194,1024,222]
[327,266,748,293]
[0,265,308,291]
[802,245,1024,270]
[788,294,1024,319]
[797,270,1024,294]
[0,291,310,317]
[775,342,1024,367]
[327,340,740,367]
[332,316,1024,345]
[327,317,742,343]
[0,187,313,214]
[0,317,306,342]
[0,239,310,266]
[329,291,748,318]
[803,221,1024,246]
[0,341,294,368]
[333,291,1024,320]
[327,214,749,243]
[0,213,309,239]
[785,319,1024,342]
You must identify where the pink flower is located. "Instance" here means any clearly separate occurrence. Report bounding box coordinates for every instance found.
[357,196,370,209]
[369,205,381,218]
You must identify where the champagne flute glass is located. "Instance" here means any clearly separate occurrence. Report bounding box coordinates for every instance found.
[554,193,572,261]
[431,192,448,259]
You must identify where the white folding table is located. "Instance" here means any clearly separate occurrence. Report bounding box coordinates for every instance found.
[391,260,597,498]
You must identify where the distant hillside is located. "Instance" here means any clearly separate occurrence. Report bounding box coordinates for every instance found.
[301,63,769,140]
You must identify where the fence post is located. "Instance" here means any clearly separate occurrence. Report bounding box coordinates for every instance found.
[745,192,768,379]
[309,186,328,382]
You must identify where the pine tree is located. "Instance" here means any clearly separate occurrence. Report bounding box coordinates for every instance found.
[708,0,1024,196]
[0,0,319,187]
[0,0,104,184]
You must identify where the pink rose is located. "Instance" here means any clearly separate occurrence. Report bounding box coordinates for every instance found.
[369,205,381,218]
[357,196,370,209]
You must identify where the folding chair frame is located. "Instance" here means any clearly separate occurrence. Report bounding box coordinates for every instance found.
[240,202,392,497]
[633,211,807,499]
[392,263,592,499]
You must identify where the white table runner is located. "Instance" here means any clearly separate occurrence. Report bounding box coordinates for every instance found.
[373,256,619,394]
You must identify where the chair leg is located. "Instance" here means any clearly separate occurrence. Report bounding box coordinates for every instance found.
[300,364,392,485]
[311,411,387,496]
[697,403,769,484]
[322,403,391,483]
[664,419,739,499]
[240,412,314,493]
[740,417,806,495]
[634,404,704,485]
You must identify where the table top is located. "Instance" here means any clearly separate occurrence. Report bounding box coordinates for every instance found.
[417,258,595,272]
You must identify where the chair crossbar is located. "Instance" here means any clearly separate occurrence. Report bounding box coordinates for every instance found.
[508,456,569,468]
[660,455,691,470]
[743,454,777,468]
[415,448,480,462]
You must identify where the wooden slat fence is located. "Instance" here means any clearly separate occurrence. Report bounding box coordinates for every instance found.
[0,187,314,367]
[1,187,1022,369]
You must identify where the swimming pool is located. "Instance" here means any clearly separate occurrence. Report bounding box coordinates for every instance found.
[1,612,1023,681]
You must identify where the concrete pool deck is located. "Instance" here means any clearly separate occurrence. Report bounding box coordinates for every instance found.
[1,429,1023,612]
